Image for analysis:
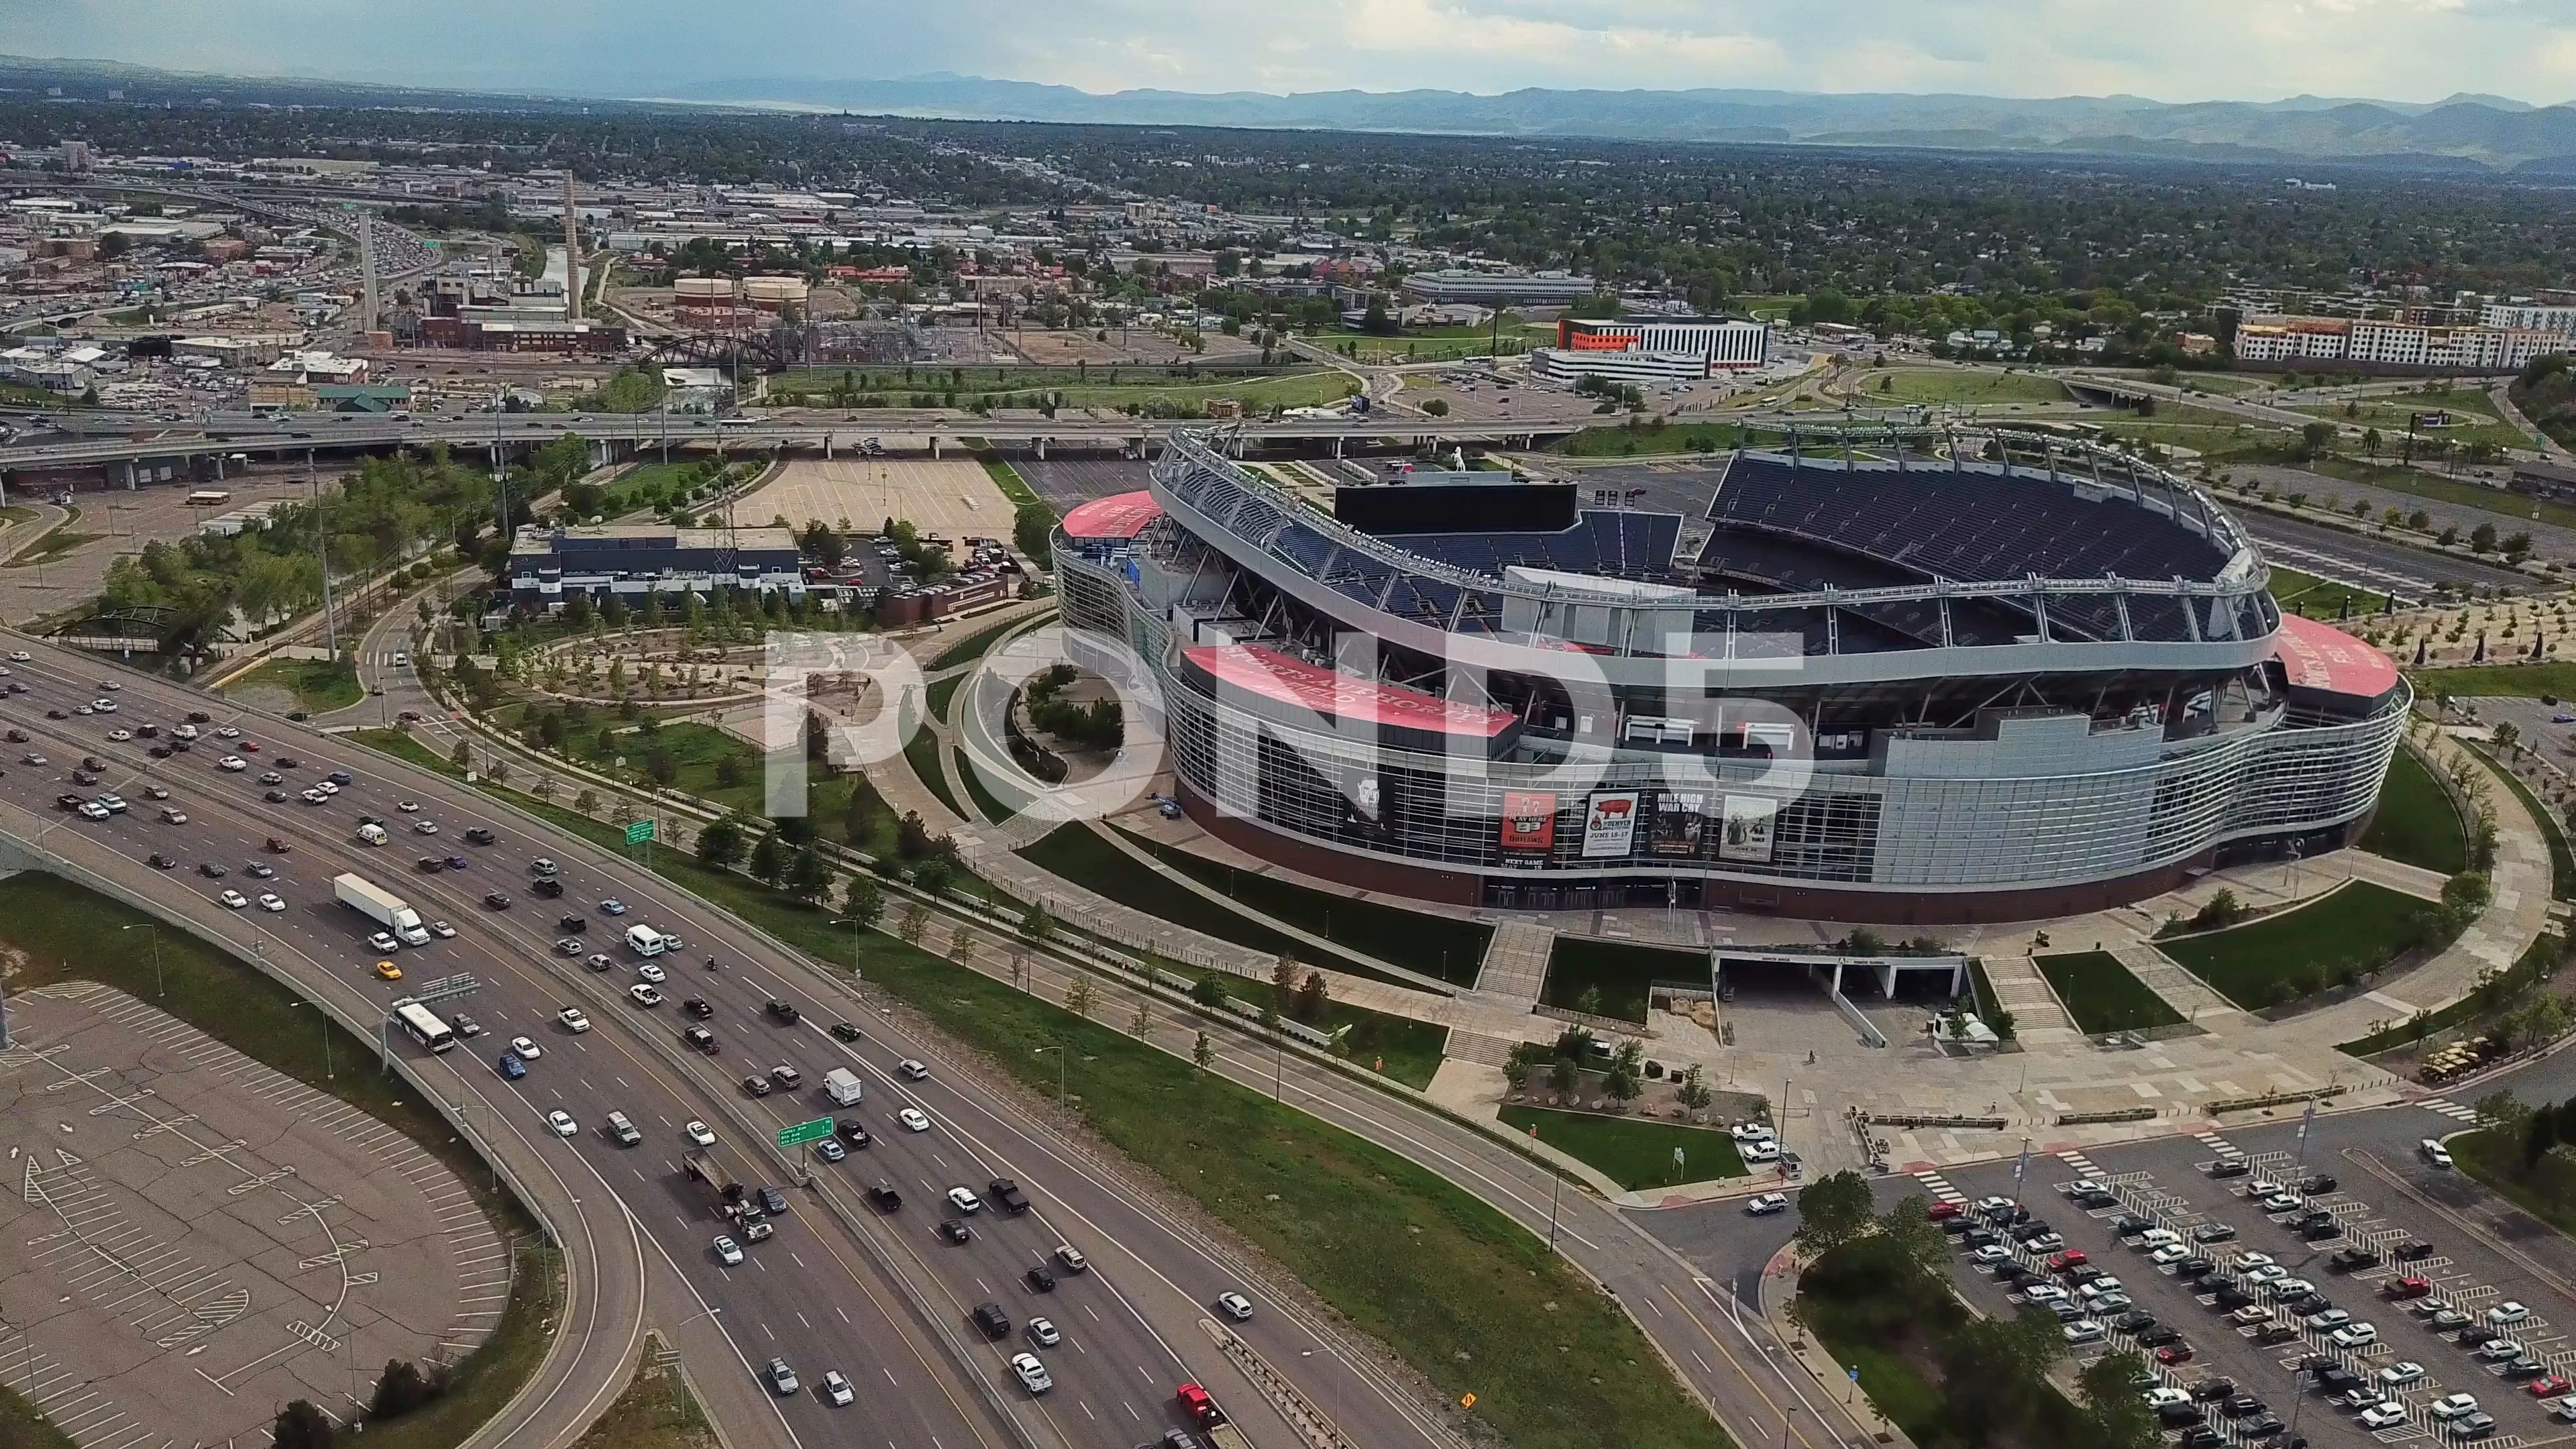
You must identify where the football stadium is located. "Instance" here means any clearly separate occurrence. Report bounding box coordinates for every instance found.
[1050,427,2406,924]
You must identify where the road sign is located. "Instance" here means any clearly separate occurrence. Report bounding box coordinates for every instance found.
[626,820,655,845]
[776,1118,833,1148]
[406,973,480,1005]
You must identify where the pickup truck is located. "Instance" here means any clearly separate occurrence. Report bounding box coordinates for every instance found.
[988,1178,1032,1215]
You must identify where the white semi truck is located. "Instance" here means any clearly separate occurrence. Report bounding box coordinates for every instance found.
[333,873,429,947]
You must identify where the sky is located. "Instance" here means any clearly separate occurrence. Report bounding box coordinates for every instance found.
[6,0,2576,107]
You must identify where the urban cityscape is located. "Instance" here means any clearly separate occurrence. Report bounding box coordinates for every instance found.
[11,13,2576,1449]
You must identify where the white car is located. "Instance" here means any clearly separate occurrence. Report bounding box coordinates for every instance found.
[390,651,410,667]
[2064,1178,2106,1198]
[685,1120,716,1146]
[2430,1393,2480,1419]
[599,898,627,915]
[2329,1322,2378,1349]
[547,1110,578,1136]
[2477,1338,2525,1362]
[258,892,286,912]
[898,1108,930,1132]
[6,651,25,662]
[899,1059,930,1080]
[106,728,131,741]
[1741,1140,1782,1164]
[429,920,456,938]
[510,1036,541,1059]
[2231,1251,2276,1271]
[2143,1388,2191,1409]
[2063,1319,2106,1344]
[217,889,248,909]
[218,755,247,771]
[1744,1193,1789,1216]
[2487,1301,2530,1326]
[1008,1352,1052,1394]
[217,726,240,739]
[1972,1244,2013,1264]
[2242,1264,2288,1285]
[819,1369,853,1407]
[91,698,115,713]
[947,1186,983,1214]
[2149,1243,2189,1265]
[2361,1402,2410,1430]
[637,962,666,983]
[413,820,438,835]
[714,1236,743,1266]
[317,780,339,795]
[2422,1138,2454,1169]
[629,983,663,1007]
[2304,1309,2352,1332]
[1732,1122,1779,1145]
[398,800,420,812]
[2023,1283,2069,1305]
[1026,1317,1061,1347]
[558,1007,590,1032]
[1215,1291,1254,1321]
[368,931,400,953]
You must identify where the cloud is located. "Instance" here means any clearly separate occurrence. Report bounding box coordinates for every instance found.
[7,0,2576,105]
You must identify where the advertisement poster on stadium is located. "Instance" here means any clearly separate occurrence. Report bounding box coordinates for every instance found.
[1580,790,1641,858]
[1649,793,1706,857]
[1719,794,1777,863]
[1499,792,1557,854]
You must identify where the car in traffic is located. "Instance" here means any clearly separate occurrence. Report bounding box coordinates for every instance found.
[547,1110,578,1136]
[557,1007,590,1032]
[714,1236,743,1267]
[898,1107,930,1132]
[818,1369,853,1407]
[764,1358,798,1396]
[686,1120,716,1146]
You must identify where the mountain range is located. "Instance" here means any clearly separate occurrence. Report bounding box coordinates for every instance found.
[662,73,2576,171]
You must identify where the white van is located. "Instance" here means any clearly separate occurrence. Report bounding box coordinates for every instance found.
[625,924,667,957]
[356,822,388,846]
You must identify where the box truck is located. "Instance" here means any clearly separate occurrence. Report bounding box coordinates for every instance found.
[333,873,429,946]
[823,1067,864,1107]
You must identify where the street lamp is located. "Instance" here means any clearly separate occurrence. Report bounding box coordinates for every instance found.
[292,1000,333,1079]
[121,922,162,997]
[1033,1043,1066,1105]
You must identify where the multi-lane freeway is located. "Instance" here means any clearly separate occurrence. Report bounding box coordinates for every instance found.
[0,633,1455,1449]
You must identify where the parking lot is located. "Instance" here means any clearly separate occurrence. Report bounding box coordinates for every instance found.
[0,980,503,1446]
[1923,1109,2576,1448]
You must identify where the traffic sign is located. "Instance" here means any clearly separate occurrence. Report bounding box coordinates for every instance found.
[626,820,655,845]
[776,1118,833,1148]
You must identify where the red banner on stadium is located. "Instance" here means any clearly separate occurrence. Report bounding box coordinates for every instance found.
[1499,792,1558,851]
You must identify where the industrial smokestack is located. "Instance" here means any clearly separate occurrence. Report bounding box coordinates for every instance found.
[562,172,582,325]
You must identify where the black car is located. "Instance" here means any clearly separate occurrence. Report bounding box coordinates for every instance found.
[72,770,97,786]
[2297,1354,2337,1375]
[1962,1228,2000,1250]
[2137,1326,2182,1348]
[756,1186,787,1216]
[2282,1293,2331,1316]
[484,892,511,909]
[556,914,586,933]
[2241,1415,2286,1440]
[197,862,226,878]
[2155,1403,2206,1428]
[2252,1322,2300,1345]
[133,724,156,739]
[2072,1189,2116,1208]
[2190,1377,2237,1402]
[531,877,564,898]
[1024,1267,1057,1293]
[2458,1325,2502,1348]
[2112,1214,2153,1236]
[2317,1368,2363,1395]
[2063,1263,2104,1285]
[147,853,176,869]
[2112,1310,2157,1332]
[2296,1174,2337,1195]
[167,738,190,752]
[938,1218,973,1243]
[684,997,714,1018]
[867,1182,902,1212]
[2298,1218,2341,1241]
[971,1302,1008,1338]
[2222,1396,2265,1419]
[839,1119,873,1147]
[264,789,289,802]
[2178,1430,2225,1449]
[2,729,22,743]
[742,1075,773,1097]
[683,1027,716,1052]
[186,710,211,724]
[2212,1285,2257,1309]
[2328,1247,2381,1273]
[830,1021,863,1042]
[149,746,172,759]
[1940,1216,1975,1236]
[466,828,496,845]
[45,708,64,719]
[2394,1240,2434,1261]
[2504,1357,2550,1380]
[767,999,800,1024]
[2174,1256,2216,1279]
[2009,1220,2053,1242]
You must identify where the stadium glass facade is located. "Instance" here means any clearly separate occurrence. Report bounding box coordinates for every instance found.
[1052,429,2406,922]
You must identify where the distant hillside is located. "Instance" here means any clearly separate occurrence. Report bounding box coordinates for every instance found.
[667,73,2576,170]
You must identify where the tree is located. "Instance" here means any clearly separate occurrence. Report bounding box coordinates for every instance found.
[696,816,745,867]
[2078,1350,2163,1449]
[370,1358,440,1417]
[1604,1040,1646,1108]
[575,788,600,815]
[1020,903,1056,942]
[898,902,930,945]
[2473,521,2500,553]
[1876,1194,1953,1280]
[1193,1030,1216,1069]
[2529,1101,2560,1170]
[747,831,786,884]
[1294,969,1329,1022]
[450,739,472,769]
[1793,1171,1876,1257]
[1130,1002,1156,1038]
[788,846,832,900]
[1067,977,1095,1019]
[271,1401,334,1449]
[1272,951,1300,1006]
[1191,974,1228,1008]
[1675,1063,1714,1112]
[841,874,884,928]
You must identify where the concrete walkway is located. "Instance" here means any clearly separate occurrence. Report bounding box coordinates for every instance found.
[1967,953,2080,1045]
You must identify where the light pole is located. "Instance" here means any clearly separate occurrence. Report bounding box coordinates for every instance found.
[121,922,162,997]
[1034,1044,1065,1105]
[293,1000,333,1079]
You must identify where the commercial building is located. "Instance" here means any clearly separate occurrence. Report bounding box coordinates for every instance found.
[1050,429,2402,922]
[1399,269,1599,307]
[2480,302,2576,337]
[1528,315,1771,383]
[507,524,804,607]
[2232,313,2559,371]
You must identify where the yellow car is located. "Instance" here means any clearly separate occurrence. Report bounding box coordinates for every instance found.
[373,960,403,981]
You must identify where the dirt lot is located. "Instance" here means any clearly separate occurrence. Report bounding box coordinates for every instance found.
[739,458,1018,541]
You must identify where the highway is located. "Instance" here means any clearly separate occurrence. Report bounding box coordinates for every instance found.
[0,635,1445,1449]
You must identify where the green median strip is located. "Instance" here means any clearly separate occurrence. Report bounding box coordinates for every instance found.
[352,733,1722,1449]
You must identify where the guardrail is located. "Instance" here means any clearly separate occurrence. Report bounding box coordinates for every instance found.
[2056,1107,2160,1126]
[2206,1085,2348,1116]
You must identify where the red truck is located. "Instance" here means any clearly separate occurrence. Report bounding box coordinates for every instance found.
[1172,1383,1254,1449]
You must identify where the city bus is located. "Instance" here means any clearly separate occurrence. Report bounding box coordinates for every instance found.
[390,999,457,1053]
[184,489,231,506]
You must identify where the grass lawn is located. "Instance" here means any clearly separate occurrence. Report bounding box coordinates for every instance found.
[2094,421,2288,458]
[223,656,363,712]
[1124,829,1489,985]
[2302,455,2575,531]
[2419,662,2576,702]
[1307,1002,1448,1089]
[1497,1105,1746,1189]
[2451,1127,2576,1238]
[975,453,1042,509]
[599,460,710,517]
[902,726,965,818]
[360,1238,561,1449]
[2160,879,2442,1009]
[1017,824,1391,979]
[1541,936,1708,1024]
[2361,746,2470,875]
[2,513,99,568]
[0,1386,72,1449]
[1862,368,2070,406]
[2269,566,2397,621]
[1554,421,1748,458]
[2032,951,2184,1035]
[566,1360,716,1449]
[1040,371,1357,414]
[350,737,1713,1449]
[930,614,1031,671]
[2295,388,2530,453]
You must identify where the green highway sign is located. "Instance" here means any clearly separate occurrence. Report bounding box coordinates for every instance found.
[626,820,655,845]
[777,1118,834,1148]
